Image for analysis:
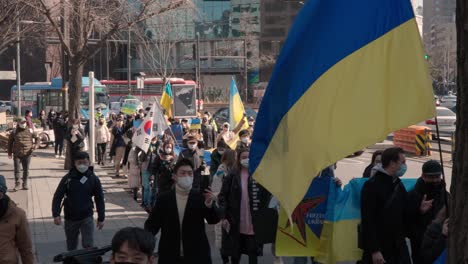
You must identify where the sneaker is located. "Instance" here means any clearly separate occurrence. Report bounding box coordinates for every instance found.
[13,183,21,192]
[60,155,65,159]
[22,182,28,190]
[55,155,59,158]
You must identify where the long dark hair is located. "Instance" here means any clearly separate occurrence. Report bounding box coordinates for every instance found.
[236,147,250,171]
[371,150,383,165]
[221,149,237,173]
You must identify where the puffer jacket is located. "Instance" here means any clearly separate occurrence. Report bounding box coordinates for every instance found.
[0,198,34,264]
[95,125,110,144]
[7,127,36,157]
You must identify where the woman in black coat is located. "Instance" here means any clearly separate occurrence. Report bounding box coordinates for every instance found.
[363,150,383,178]
[65,119,85,162]
[218,147,272,264]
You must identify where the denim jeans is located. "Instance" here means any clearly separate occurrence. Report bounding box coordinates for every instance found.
[141,171,152,207]
[13,155,31,184]
[64,216,94,251]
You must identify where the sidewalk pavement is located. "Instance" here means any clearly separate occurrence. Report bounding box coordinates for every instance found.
[0,149,148,263]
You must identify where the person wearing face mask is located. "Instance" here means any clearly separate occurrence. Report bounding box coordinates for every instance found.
[24,110,34,131]
[360,147,411,264]
[53,112,67,159]
[218,147,272,264]
[178,135,208,191]
[8,117,39,191]
[363,150,383,178]
[65,119,86,163]
[236,129,251,150]
[152,141,177,198]
[52,152,105,251]
[406,160,449,264]
[144,159,220,264]
[95,118,111,166]
[110,227,156,264]
[140,138,160,211]
[0,175,34,264]
[210,140,229,181]
[201,115,217,149]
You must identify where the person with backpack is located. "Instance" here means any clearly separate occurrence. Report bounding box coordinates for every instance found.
[52,151,105,251]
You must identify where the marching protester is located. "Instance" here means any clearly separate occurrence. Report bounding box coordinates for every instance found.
[218,147,273,264]
[8,117,38,191]
[39,109,48,130]
[363,150,383,178]
[236,129,251,150]
[152,140,177,197]
[52,151,105,251]
[141,137,158,211]
[144,159,220,264]
[407,160,449,264]
[210,140,229,181]
[111,118,127,177]
[110,227,156,264]
[181,119,190,135]
[25,110,34,131]
[65,119,86,163]
[128,145,143,201]
[201,114,217,149]
[211,148,237,264]
[178,135,209,191]
[360,147,410,264]
[95,117,111,166]
[53,111,67,159]
[0,175,34,264]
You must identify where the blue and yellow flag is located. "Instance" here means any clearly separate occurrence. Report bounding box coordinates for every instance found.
[160,82,173,118]
[228,77,249,149]
[250,0,436,217]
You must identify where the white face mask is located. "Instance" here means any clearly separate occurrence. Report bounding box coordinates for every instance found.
[218,149,225,155]
[241,138,249,144]
[188,143,197,150]
[19,123,27,129]
[165,148,172,154]
[73,124,79,129]
[240,158,249,168]
[76,164,89,174]
[176,176,193,190]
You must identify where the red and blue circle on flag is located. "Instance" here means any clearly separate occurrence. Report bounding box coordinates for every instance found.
[144,121,153,135]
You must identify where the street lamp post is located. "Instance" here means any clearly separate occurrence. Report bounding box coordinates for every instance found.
[16,14,21,117]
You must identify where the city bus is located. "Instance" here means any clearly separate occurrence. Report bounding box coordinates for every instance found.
[11,77,109,119]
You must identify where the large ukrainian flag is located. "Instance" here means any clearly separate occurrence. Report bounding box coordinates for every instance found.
[250,0,436,217]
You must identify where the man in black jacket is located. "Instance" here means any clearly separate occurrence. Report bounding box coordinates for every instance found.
[360,147,410,264]
[53,112,67,159]
[407,160,449,264]
[52,151,105,251]
[201,114,217,149]
[144,159,220,264]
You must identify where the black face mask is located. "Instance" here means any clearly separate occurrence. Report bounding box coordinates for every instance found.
[424,181,442,199]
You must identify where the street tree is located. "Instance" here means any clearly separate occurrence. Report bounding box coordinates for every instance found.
[449,0,468,262]
[20,0,191,169]
[0,0,41,55]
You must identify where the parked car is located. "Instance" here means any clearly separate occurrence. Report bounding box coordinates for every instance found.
[0,101,12,115]
[440,95,457,109]
[212,107,258,130]
[417,106,456,137]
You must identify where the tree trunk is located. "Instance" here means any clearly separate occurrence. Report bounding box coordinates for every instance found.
[64,60,84,170]
[449,0,468,262]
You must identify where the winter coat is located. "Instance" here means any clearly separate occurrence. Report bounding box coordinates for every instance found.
[152,154,177,194]
[53,117,67,140]
[127,147,142,189]
[218,169,273,257]
[95,125,111,144]
[407,178,449,264]
[360,170,411,264]
[111,126,126,148]
[210,150,222,178]
[7,127,36,158]
[52,167,105,222]
[65,126,85,154]
[201,123,217,149]
[0,198,34,264]
[420,221,446,264]
[144,189,220,264]
[25,116,34,130]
